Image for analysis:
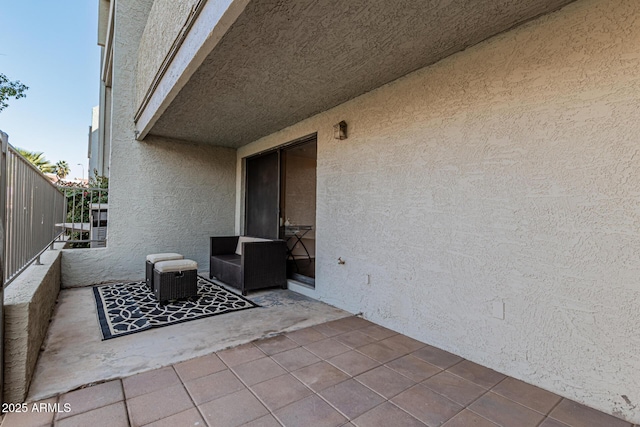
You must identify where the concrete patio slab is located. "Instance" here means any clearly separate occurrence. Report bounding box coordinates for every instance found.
[26,279,350,402]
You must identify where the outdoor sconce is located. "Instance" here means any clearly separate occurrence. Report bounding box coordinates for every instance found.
[334,121,347,140]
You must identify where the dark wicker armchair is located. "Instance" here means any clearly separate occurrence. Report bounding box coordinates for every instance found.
[209,236,287,295]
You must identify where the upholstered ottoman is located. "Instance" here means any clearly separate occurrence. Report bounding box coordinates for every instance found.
[153,259,198,303]
[145,253,184,290]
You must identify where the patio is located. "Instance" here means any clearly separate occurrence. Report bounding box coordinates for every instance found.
[22,276,348,403]
[2,302,634,426]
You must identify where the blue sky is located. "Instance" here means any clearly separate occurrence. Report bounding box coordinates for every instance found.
[0,0,100,180]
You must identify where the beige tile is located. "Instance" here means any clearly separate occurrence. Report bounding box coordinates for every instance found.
[422,371,487,406]
[391,385,463,426]
[538,418,571,427]
[292,361,350,392]
[1,397,57,427]
[442,409,499,427]
[142,407,205,427]
[254,335,299,355]
[446,360,506,389]
[184,369,245,405]
[199,389,268,427]
[127,383,194,426]
[380,335,425,353]
[286,327,327,345]
[217,343,266,367]
[469,392,545,427]
[356,342,408,363]
[312,323,345,337]
[241,414,282,427]
[304,338,351,359]
[122,366,181,399]
[271,347,321,372]
[492,377,562,414]
[329,316,375,331]
[333,331,377,349]
[56,380,123,420]
[314,317,353,336]
[274,395,346,427]
[250,373,313,411]
[328,350,380,376]
[319,379,385,419]
[358,325,398,341]
[549,399,632,427]
[232,357,287,386]
[411,345,464,369]
[385,355,441,382]
[173,353,226,382]
[55,402,128,427]
[356,366,416,399]
[352,402,425,427]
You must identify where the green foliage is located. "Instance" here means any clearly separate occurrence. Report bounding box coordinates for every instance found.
[15,147,55,173]
[91,170,109,190]
[0,73,28,112]
[55,160,70,179]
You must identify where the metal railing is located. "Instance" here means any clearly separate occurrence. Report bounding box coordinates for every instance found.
[57,185,108,247]
[3,140,66,286]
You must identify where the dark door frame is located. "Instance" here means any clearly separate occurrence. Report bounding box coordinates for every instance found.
[243,133,317,235]
[243,133,318,285]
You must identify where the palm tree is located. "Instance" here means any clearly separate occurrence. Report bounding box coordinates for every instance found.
[55,160,70,179]
[15,147,55,174]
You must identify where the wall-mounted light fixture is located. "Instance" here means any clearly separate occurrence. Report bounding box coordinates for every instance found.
[334,121,347,140]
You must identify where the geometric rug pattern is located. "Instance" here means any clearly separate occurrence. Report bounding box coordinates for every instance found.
[92,276,259,340]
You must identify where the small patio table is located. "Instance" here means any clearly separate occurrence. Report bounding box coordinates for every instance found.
[281,225,313,272]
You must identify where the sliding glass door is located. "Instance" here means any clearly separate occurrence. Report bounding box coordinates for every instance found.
[245,151,279,239]
[244,135,317,284]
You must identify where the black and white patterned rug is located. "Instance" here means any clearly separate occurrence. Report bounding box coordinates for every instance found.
[92,276,259,340]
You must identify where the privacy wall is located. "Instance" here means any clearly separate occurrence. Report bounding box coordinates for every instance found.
[237,0,640,422]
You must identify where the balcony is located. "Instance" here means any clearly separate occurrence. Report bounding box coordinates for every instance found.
[133,0,576,147]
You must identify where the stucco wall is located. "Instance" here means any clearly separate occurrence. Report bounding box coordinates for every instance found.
[136,0,199,109]
[63,0,237,288]
[237,0,640,422]
[4,249,61,403]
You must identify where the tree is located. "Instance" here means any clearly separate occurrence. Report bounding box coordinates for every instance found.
[55,160,70,179]
[0,73,28,113]
[15,147,55,174]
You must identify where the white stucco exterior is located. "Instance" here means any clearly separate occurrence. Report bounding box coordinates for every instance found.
[87,106,100,179]
[235,0,640,422]
[74,0,640,422]
[63,0,236,287]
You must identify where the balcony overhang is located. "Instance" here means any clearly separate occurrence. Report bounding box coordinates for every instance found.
[135,0,575,148]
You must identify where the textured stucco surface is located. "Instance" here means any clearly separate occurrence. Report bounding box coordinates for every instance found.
[236,0,640,422]
[63,0,237,288]
[3,249,61,403]
[147,0,575,147]
[135,0,199,108]
[134,0,248,138]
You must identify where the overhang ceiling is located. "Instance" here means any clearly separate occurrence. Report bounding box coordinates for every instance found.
[144,0,575,148]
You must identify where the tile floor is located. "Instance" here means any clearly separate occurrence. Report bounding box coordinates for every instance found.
[2,316,635,427]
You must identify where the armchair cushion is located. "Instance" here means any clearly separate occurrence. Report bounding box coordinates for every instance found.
[235,236,270,256]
